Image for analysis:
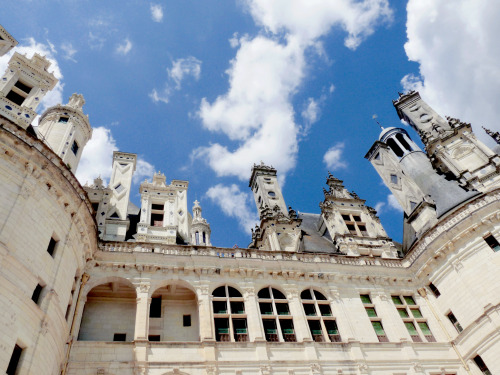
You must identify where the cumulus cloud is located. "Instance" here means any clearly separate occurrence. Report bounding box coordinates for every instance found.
[116,38,133,55]
[150,4,164,22]
[150,56,202,104]
[323,143,347,170]
[0,37,64,114]
[374,201,385,214]
[301,97,320,130]
[133,158,156,184]
[61,42,77,62]
[76,127,118,185]
[194,1,392,181]
[387,194,403,212]
[403,0,500,145]
[205,184,259,233]
[169,57,202,88]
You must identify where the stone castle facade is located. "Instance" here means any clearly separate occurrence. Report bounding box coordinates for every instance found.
[1,25,500,375]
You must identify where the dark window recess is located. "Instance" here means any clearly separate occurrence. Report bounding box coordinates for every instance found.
[428,283,441,297]
[387,138,404,157]
[263,319,278,342]
[150,213,163,226]
[32,284,43,305]
[484,234,500,252]
[341,214,350,221]
[91,202,99,212]
[150,297,162,318]
[71,141,79,156]
[183,314,191,327]
[213,300,228,314]
[300,289,312,300]
[233,318,248,342]
[214,318,230,342]
[473,355,492,375]
[390,174,398,184]
[212,286,226,297]
[228,286,242,297]
[14,80,32,93]
[319,304,332,316]
[7,344,23,375]
[396,133,413,151]
[6,90,25,106]
[47,237,57,257]
[258,288,271,299]
[279,319,296,342]
[303,303,316,316]
[113,333,126,341]
[447,312,463,333]
[230,301,245,314]
[353,215,361,222]
[58,116,69,123]
[308,320,324,342]
[151,203,163,210]
[148,335,160,342]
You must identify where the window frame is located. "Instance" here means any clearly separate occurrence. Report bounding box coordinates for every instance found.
[258,286,295,342]
[212,285,248,342]
[360,294,388,342]
[391,294,435,342]
[300,288,340,342]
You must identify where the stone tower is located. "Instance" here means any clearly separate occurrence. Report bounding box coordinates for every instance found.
[0,25,18,56]
[249,163,301,251]
[136,171,189,244]
[190,200,211,246]
[366,126,479,237]
[249,162,288,217]
[319,173,398,258]
[0,52,57,129]
[37,94,92,172]
[393,91,500,192]
[104,152,137,241]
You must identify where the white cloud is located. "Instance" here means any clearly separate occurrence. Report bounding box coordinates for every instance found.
[76,127,118,185]
[229,32,240,48]
[387,194,403,212]
[301,97,320,128]
[150,56,202,104]
[194,1,393,181]
[403,0,500,146]
[150,4,164,22]
[88,31,106,50]
[205,184,259,233]
[61,42,77,62]
[245,0,392,49]
[169,57,202,88]
[116,38,133,55]
[0,37,64,114]
[323,143,347,170]
[374,201,385,214]
[329,84,335,93]
[133,158,156,184]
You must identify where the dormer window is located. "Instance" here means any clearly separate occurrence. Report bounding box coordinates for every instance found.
[341,213,368,236]
[6,80,32,106]
[59,116,69,123]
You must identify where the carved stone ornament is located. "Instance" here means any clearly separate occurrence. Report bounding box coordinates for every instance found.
[260,366,272,375]
[206,365,217,375]
[97,369,105,375]
[138,283,150,293]
[311,363,321,374]
[242,286,255,298]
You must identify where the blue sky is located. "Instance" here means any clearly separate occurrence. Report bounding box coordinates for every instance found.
[2,0,499,248]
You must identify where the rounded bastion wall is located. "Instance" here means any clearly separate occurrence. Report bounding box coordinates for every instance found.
[0,118,97,375]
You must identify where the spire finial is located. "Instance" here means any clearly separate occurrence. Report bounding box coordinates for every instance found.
[372,114,383,130]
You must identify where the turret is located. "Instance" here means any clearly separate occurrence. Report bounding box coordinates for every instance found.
[0,52,57,129]
[393,91,500,192]
[0,25,18,56]
[366,125,479,239]
[37,93,92,172]
[249,162,288,218]
[190,200,211,246]
[319,173,398,258]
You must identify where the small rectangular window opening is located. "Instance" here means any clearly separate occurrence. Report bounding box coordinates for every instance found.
[183,314,191,327]
[484,234,500,252]
[32,284,44,305]
[14,80,32,94]
[71,141,79,156]
[150,297,162,318]
[428,283,440,297]
[390,174,398,184]
[148,335,161,341]
[47,237,57,257]
[113,333,126,341]
[473,355,492,375]
[7,344,23,375]
[58,116,69,123]
[447,312,463,333]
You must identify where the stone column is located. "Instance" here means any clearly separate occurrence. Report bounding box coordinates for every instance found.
[196,283,214,341]
[372,291,406,342]
[242,286,265,341]
[329,289,356,341]
[284,286,312,342]
[134,282,151,341]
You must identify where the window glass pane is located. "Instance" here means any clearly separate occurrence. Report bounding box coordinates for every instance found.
[405,322,418,335]
[371,321,385,335]
[272,288,286,300]
[391,295,403,305]
[212,286,226,297]
[313,290,327,300]
[398,309,409,318]
[360,294,371,304]
[300,289,312,300]
[227,286,242,297]
[365,307,377,317]
[403,296,416,305]
[411,309,423,318]
[258,288,270,299]
[324,320,338,335]
[418,322,431,335]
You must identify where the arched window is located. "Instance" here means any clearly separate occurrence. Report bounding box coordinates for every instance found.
[258,287,295,342]
[212,286,247,342]
[301,288,341,342]
[203,232,206,243]
[396,133,413,152]
[195,232,200,245]
[387,138,404,158]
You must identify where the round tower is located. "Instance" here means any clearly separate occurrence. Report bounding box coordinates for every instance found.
[37,93,92,172]
[190,200,211,246]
